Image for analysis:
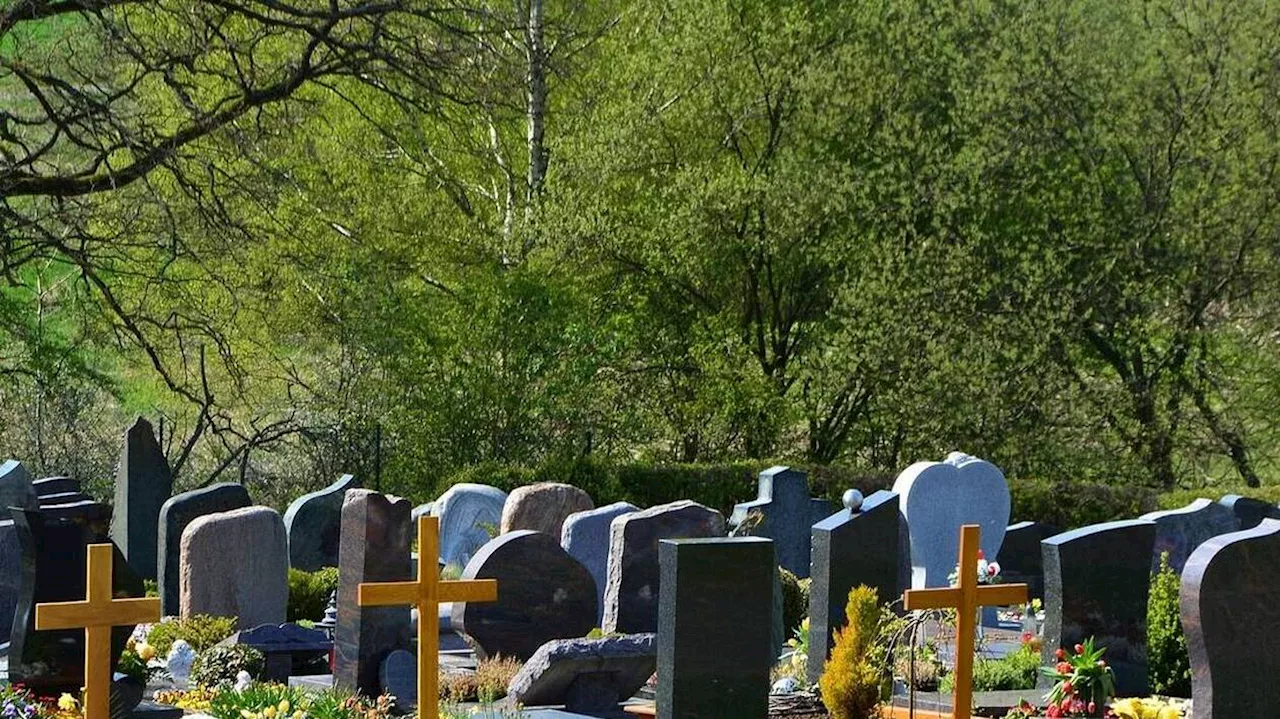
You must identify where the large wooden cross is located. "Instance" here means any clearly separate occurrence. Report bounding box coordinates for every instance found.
[358,515,497,716]
[35,544,161,719]
[903,524,1028,719]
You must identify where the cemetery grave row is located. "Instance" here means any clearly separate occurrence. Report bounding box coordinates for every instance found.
[0,420,1276,719]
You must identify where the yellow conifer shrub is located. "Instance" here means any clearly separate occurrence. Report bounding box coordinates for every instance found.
[819,585,884,719]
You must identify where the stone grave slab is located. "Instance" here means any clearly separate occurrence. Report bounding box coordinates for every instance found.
[227,623,331,681]
[431,483,506,570]
[157,483,252,616]
[180,506,288,629]
[453,530,597,661]
[1139,498,1238,574]
[601,500,725,634]
[893,452,1011,589]
[506,634,656,713]
[1215,494,1279,531]
[561,501,638,626]
[111,417,173,580]
[283,473,359,571]
[729,466,835,579]
[0,461,39,514]
[501,482,594,537]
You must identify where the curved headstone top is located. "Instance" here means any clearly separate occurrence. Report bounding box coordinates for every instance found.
[1216,494,1279,531]
[500,482,594,537]
[283,473,360,572]
[562,501,639,625]
[892,451,1010,588]
[0,461,40,514]
[430,483,507,570]
[1139,498,1238,575]
[1181,518,1280,718]
[157,483,253,616]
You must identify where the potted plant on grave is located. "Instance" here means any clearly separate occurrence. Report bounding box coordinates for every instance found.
[1038,638,1116,717]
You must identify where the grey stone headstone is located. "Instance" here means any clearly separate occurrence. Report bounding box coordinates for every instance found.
[334,490,412,696]
[1139,498,1239,575]
[601,500,726,635]
[179,506,288,629]
[1042,519,1155,697]
[33,476,80,500]
[111,417,173,581]
[893,451,1011,589]
[561,501,638,626]
[501,482,595,537]
[506,634,656,713]
[729,466,835,578]
[1216,494,1279,531]
[999,520,1060,601]
[379,649,417,710]
[0,461,40,513]
[157,483,252,616]
[453,530,597,662]
[283,473,360,571]
[1182,519,1280,718]
[658,537,773,719]
[807,489,900,684]
[430,483,507,570]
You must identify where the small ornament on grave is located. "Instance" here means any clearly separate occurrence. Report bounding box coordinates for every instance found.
[842,489,864,512]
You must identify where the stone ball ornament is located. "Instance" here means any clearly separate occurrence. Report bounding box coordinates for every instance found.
[842,489,864,512]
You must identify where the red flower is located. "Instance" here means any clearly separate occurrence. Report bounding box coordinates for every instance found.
[1061,680,1074,695]
[1074,643,1085,655]
[1055,648,1067,661]
[1045,705,1062,718]
[1088,701,1097,714]
[977,549,986,559]
[1056,661,1072,675]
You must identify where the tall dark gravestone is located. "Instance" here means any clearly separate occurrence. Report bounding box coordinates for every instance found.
[657,537,773,719]
[0,460,40,513]
[334,490,412,696]
[1216,494,1280,531]
[1181,519,1280,718]
[1139,499,1238,575]
[0,519,21,642]
[729,466,834,578]
[1042,519,1155,697]
[999,520,1060,601]
[806,489,899,684]
[111,417,173,581]
[157,483,252,616]
[283,473,359,571]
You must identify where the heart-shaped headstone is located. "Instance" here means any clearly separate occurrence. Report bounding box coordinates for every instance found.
[892,451,1011,588]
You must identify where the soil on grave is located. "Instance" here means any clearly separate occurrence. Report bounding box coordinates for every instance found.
[768,692,829,718]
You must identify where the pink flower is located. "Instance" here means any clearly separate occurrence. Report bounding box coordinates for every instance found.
[1088,701,1097,714]
[988,561,1001,576]
[977,549,986,559]
[1045,705,1062,718]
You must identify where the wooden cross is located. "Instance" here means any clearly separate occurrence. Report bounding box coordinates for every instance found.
[35,544,161,719]
[358,515,497,716]
[903,525,1028,719]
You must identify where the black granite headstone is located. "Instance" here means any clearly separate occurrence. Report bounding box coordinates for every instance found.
[0,460,40,513]
[1041,519,1155,697]
[1216,494,1280,531]
[1181,519,1280,718]
[658,537,773,719]
[283,473,359,572]
[9,508,144,695]
[334,489,412,696]
[229,623,332,681]
[728,466,835,578]
[806,489,899,684]
[0,519,20,643]
[453,530,597,662]
[157,483,252,615]
[34,476,80,500]
[1139,499,1238,575]
[999,520,1060,601]
[111,417,173,581]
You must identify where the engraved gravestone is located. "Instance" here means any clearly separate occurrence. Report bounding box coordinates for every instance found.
[729,466,835,579]
[157,483,252,616]
[283,474,360,571]
[111,417,173,580]
[561,501,638,625]
[1139,499,1238,574]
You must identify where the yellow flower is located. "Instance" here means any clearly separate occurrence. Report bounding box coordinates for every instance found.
[278,700,290,714]
[1156,708,1182,719]
[136,643,156,661]
[800,617,809,631]
[241,710,256,719]
[291,711,304,719]
[264,706,277,719]
[57,694,78,711]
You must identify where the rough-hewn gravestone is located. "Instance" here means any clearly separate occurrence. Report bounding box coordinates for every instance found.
[999,521,1060,601]
[658,537,773,719]
[1139,499,1238,574]
[0,460,40,513]
[9,508,143,695]
[561,501,638,625]
[1216,494,1279,531]
[729,466,835,579]
[1042,519,1155,697]
[430,483,506,569]
[893,452,1011,589]
[157,483,252,616]
[601,500,726,634]
[180,506,288,629]
[0,519,21,643]
[453,530,597,661]
[334,490,412,696]
[1181,519,1280,718]
[501,482,594,537]
[283,474,360,571]
[111,417,173,581]
[807,489,899,684]
[506,634,657,713]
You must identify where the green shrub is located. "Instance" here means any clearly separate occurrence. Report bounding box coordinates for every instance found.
[1158,486,1280,510]
[146,615,238,657]
[190,644,266,688]
[288,567,339,622]
[1011,479,1158,528]
[970,643,1040,691]
[779,568,809,639]
[819,586,885,719]
[1148,553,1191,697]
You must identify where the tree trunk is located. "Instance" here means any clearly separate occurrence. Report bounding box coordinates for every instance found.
[524,0,548,252]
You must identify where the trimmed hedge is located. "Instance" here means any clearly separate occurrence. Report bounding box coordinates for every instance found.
[1158,485,1280,511]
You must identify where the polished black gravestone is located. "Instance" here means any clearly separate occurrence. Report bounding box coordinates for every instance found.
[9,509,143,695]
[728,466,835,578]
[111,417,173,581]
[999,520,1059,601]
[0,460,40,514]
[807,489,899,684]
[34,476,80,502]
[1216,494,1280,531]
[1042,519,1155,697]
[1139,499,1238,575]
[1182,519,1280,718]
[334,490,412,696]
[453,530,597,662]
[506,634,656,713]
[157,482,252,615]
[657,537,773,719]
[228,623,332,681]
[283,473,359,571]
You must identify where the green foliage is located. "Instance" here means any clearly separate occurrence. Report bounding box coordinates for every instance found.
[190,645,266,688]
[819,586,886,719]
[207,682,394,719]
[1159,487,1280,511]
[439,657,523,703]
[971,644,1041,692]
[146,615,237,657]
[143,580,159,599]
[288,567,339,623]
[1013,480,1159,530]
[1148,554,1191,697]
[779,568,809,640]
[1043,638,1117,709]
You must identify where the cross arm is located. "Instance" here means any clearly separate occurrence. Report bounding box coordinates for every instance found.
[36,597,159,630]
[903,588,961,612]
[438,579,497,604]
[974,583,1029,607]
[358,581,419,607]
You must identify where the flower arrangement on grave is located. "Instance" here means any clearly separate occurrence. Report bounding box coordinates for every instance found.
[948,549,1002,586]
[205,682,395,719]
[1108,697,1184,719]
[1040,638,1116,717]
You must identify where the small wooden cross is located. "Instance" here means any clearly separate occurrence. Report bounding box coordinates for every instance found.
[35,544,161,719]
[358,515,497,716]
[903,525,1028,719]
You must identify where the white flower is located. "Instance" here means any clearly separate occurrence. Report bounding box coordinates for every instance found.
[234,671,253,692]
